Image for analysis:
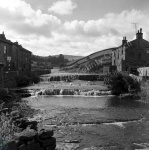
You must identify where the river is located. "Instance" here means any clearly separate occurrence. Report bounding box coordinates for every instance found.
[22,73,149,150]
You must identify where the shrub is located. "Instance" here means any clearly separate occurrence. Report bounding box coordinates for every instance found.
[0,89,8,100]
[29,73,40,84]
[106,72,141,95]
[15,73,40,87]
[15,75,30,87]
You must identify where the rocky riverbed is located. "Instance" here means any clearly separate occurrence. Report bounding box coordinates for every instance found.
[17,71,149,150]
[21,92,149,149]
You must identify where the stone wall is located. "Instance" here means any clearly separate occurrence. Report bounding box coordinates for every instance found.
[1,128,56,150]
[0,110,56,150]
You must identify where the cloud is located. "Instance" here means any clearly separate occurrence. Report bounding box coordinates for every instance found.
[48,0,77,15]
[0,0,149,57]
[0,0,61,37]
[62,9,149,39]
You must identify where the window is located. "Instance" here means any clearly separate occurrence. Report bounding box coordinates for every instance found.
[4,45,7,54]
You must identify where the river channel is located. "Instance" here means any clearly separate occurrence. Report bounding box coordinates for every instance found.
[22,73,149,150]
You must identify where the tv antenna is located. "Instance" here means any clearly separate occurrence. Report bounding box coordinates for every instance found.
[131,23,138,33]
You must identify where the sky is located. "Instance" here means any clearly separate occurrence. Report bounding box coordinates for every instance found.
[0,0,149,56]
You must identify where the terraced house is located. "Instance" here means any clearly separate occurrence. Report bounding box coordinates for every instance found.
[65,28,149,74]
[112,28,149,72]
[0,32,31,72]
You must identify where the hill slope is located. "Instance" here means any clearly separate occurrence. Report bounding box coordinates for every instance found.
[53,55,83,61]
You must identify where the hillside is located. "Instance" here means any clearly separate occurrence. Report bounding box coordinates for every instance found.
[64,48,116,73]
[31,54,69,70]
[53,55,83,61]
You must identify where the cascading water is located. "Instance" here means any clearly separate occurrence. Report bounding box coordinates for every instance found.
[32,89,112,97]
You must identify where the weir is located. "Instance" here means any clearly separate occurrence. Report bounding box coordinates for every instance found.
[19,88,112,97]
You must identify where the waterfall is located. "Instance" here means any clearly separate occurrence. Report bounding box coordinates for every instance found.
[32,88,112,97]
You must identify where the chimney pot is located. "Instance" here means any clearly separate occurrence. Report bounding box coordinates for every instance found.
[140,28,142,33]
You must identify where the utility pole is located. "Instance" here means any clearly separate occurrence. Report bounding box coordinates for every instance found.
[132,23,138,34]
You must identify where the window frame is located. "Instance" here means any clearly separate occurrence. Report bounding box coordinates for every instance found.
[4,45,7,54]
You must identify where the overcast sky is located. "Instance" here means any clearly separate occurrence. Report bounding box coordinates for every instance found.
[0,0,149,56]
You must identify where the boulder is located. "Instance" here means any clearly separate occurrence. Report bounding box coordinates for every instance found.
[6,140,18,150]
[39,137,56,147]
[38,129,54,139]
[15,129,37,141]
[12,115,22,121]
[45,144,56,150]
[18,144,27,150]
[11,110,20,117]
[18,120,37,130]
[26,142,41,150]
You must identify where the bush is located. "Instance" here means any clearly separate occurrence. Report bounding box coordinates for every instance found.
[29,73,40,84]
[15,73,40,87]
[106,72,141,95]
[15,75,30,87]
[0,88,8,100]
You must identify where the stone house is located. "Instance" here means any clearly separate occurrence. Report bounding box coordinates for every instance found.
[112,28,149,72]
[0,32,31,72]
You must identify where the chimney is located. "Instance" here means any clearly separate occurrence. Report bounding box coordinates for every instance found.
[0,31,6,39]
[122,37,127,46]
[136,28,143,39]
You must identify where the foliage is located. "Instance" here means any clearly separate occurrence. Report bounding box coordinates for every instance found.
[15,73,40,87]
[0,89,18,102]
[105,72,141,95]
[31,54,69,68]
[15,75,30,87]
[29,73,40,84]
[139,81,149,102]
[0,106,20,148]
[0,89,8,100]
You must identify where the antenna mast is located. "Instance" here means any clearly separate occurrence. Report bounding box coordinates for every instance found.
[132,23,138,34]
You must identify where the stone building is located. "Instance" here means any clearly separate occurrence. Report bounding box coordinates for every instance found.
[0,32,31,72]
[112,28,149,72]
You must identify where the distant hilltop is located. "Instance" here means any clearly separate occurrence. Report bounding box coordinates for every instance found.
[53,55,84,61]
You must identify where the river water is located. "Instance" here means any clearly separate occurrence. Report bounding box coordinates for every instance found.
[23,74,149,150]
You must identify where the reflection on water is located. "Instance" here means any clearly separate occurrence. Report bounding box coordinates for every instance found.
[106,96,149,108]
[25,95,149,110]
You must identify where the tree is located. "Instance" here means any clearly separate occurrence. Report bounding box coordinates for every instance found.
[106,72,141,95]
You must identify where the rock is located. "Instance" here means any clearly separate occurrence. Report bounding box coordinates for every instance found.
[18,120,37,130]
[131,143,147,149]
[64,140,80,143]
[26,142,41,150]
[38,129,54,139]
[12,115,22,121]
[11,110,20,116]
[45,144,56,150]
[40,137,56,147]
[15,129,37,141]
[6,140,18,150]
[18,144,27,150]
[15,118,26,124]
[56,143,79,150]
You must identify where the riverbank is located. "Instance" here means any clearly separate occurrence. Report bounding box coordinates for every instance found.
[23,94,149,150]
[2,70,148,150]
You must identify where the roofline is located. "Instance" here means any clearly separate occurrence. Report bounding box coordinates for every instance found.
[0,38,31,53]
